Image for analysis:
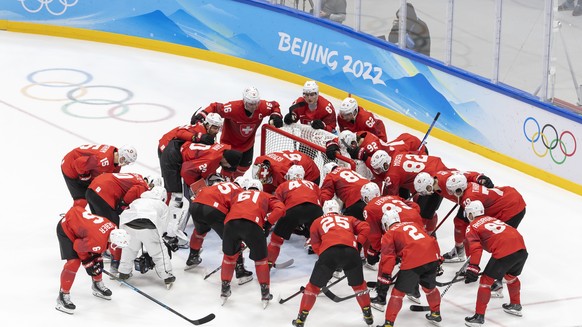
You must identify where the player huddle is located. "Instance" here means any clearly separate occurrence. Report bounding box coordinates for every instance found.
[56,81,528,327]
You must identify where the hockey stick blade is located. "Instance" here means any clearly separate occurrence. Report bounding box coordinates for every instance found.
[103,270,216,325]
[272,258,294,269]
[322,287,370,303]
[279,286,305,304]
[410,304,431,312]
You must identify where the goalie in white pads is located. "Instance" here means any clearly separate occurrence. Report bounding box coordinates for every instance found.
[117,186,176,289]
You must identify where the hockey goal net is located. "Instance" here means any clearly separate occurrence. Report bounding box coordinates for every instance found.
[261,124,373,180]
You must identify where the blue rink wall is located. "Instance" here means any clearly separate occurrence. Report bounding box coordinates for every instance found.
[1,0,581,194]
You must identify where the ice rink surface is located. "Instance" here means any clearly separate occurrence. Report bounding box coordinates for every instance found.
[1,31,581,326]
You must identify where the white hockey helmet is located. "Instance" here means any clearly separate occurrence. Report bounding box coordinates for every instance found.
[323,162,339,175]
[109,229,130,249]
[414,172,434,196]
[339,130,357,150]
[285,164,305,180]
[464,200,485,221]
[233,176,250,189]
[322,200,341,214]
[142,185,167,202]
[361,182,381,203]
[381,209,401,231]
[118,145,137,166]
[303,81,319,95]
[246,179,263,192]
[243,86,260,107]
[206,173,226,186]
[144,174,163,188]
[370,150,391,174]
[339,97,358,118]
[446,173,468,196]
[204,112,224,129]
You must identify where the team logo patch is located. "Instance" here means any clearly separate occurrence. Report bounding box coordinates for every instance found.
[240,124,256,137]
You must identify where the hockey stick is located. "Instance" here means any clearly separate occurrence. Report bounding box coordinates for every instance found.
[417,112,440,152]
[322,285,373,303]
[103,270,215,325]
[431,204,459,236]
[409,259,470,312]
[279,275,347,304]
[203,258,293,280]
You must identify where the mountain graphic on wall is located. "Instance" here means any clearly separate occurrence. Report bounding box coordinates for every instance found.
[168,9,271,62]
[92,10,207,49]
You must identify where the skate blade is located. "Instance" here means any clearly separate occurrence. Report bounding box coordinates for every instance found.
[55,305,74,315]
[92,291,111,301]
[220,296,229,306]
[184,264,201,271]
[371,303,385,312]
[407,294,421,304]
[262,299,271,309]
[490,291,504,298]
[238,276,253,285]
[166,282,173,290]
[503,309,522,317]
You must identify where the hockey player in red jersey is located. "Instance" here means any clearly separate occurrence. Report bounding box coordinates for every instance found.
[325,129,426,162]
[284,80,337,133]
[55,206,130,314]
[185,174,253,284]
[267,165,322,265]
[292,200,372,327]
[253,150,321,194]
[462,201,528,327]
[360,182,423,269]
[191,86,283,179]
[441,173,526,265]
[158,112,223,157]
[61,144,137,208]
[220,180,286,307]
[376,210,443,327]
[320,162,370,221]
[337,97,387,141]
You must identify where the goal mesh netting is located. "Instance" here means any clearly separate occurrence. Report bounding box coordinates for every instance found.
[260,123,373,180]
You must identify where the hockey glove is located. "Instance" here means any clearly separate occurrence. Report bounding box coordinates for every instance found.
[162,232,179,253]
[199,133,215,145]
[464,264,480,284]
[191,111,207,124]
[263,221,273,238]
[477,175,494,188]
[346,145,361,159]
[270,114,283,128]
[366,248,381,266]
[284,112,298,125]
[79,173,92,181]
[82,255,104,277]
[325,143,340,160]
[310,119,326,130]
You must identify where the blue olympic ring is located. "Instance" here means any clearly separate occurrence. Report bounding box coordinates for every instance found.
[27,68,92,87]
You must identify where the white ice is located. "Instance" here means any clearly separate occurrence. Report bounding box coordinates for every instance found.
[1,31,581,327]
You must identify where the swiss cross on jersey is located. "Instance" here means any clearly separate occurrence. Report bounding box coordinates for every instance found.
[240,124,256,137]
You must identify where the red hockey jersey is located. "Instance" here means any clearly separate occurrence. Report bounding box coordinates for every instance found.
[465,215,526,265]
[337,106,387,141]
[61,144,121,180]
[224,190,286,228]
[290,95,337,132]
[310,213,370,255]
[320,166,370,208]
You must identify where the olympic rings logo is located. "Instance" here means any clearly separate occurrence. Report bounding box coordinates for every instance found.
[18,0,78,16]
[21,68,175,123]
[522,116,577,165]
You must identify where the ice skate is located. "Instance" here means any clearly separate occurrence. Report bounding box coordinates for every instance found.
[55,291,76,314]
[260,283,273,309]
[464,313,485,327]
[425,311,442,326]
[292,310,309,327]
[184,250,202,271]
[362,306,374,326]
[92,280,112,300]
[118,272,132,281]
[235,256,253,285]
[377,320,394,327]
[370,289,387,312]
[502,303,522,317]
[442,245,465,263]
[490,280,504,298]
[363,262,378,271]
[110,259,120,274]
[406,287,421,304]
[220,280,231,305]
[164,275,176,290]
